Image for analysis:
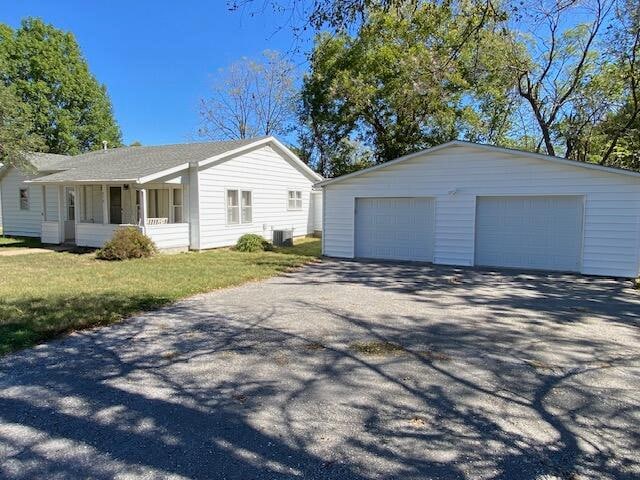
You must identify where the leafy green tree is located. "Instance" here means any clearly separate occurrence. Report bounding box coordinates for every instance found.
[0,83,45,170]
[511,0,616,158]
[594,0,640,168]
[300,2,520,174]
[0,18,121,155]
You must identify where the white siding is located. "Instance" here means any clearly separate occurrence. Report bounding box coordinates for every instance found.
[41,221,61,244]
[311,191,323,232]
[145,223,189,250]
[76,223,118,248]
[323,145,640,278]
[197,145,317,249]
[0,167,43,237]
[44,185,59,222]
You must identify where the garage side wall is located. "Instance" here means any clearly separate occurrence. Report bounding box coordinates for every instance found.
[322,145,640,277]
[197,145,317,249]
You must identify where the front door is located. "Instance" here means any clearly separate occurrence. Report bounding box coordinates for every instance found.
[109,187,122,224]
[64,187,75,242]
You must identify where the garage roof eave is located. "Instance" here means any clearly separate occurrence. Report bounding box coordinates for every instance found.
[315,141,640,187]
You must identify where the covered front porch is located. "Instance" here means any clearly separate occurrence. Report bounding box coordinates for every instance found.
[41,183,190,251]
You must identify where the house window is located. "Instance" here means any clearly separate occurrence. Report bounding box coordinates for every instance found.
[172,188,183,223]
[226,190,239,224]
[227,189,252,224]
[80,185,103,223]
[148,189,170,220]
[241,190,252,223]
[19,188,29,210]
[288,190,302,210]
[65,187,75,221]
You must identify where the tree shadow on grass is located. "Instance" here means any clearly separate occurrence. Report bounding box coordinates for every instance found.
[0,236,44,249]
[0,260,638,479]
[0,293,174,355]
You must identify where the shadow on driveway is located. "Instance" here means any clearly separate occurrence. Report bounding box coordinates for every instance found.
[0,260,639,479]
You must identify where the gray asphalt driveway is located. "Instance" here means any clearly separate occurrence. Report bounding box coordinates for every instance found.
[1,260,639,480]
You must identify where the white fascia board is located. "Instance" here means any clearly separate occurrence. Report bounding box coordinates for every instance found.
[26,178,138,184]
[197,137,273,169]
[137,163,190,184]
[268,137,324,182]
[315,140,640,187]
[197,136,324,183]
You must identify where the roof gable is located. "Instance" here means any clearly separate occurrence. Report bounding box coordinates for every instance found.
[27,137,322,184]
[195,137,322,183]
[316,141,640,187]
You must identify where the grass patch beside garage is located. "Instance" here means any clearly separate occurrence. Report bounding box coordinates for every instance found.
[0,237,321,355]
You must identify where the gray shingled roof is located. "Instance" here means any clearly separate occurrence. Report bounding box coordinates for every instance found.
[27,152,75,171]
[30,137,266,183]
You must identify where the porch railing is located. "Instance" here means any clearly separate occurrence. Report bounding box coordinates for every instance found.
[146,217,168,225]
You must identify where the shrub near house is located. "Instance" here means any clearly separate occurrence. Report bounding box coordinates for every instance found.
[96,227,157,260]
[235,233,272,252]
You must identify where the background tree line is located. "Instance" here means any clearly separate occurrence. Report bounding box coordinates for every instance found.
[218,0,639,176]
[1,5,637,178]
[0,18,121,169]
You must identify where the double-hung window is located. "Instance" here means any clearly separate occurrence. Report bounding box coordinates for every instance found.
[288,190,302,210]
[172,188,183,223]
[19,188,29,210]
[227,189,252,224]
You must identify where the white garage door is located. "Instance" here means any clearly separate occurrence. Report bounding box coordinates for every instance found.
[475,196,584,272]
[355,197,435,262]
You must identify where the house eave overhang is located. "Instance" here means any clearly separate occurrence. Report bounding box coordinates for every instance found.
[315,140,640,187]
[26,178,139,185]
[137,163,190,184]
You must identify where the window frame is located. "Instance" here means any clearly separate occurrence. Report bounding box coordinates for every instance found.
[225,188,252,225]
[79,185,103,224]
[19,188,29,211]
[241,190,252,224]
[171,187,184,224]
[287,190,303,210]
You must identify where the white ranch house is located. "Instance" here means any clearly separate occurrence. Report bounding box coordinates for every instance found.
[0,137,323,251]
[319,141,640,278]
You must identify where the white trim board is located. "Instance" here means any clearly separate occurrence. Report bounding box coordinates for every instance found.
[316,141,640,187]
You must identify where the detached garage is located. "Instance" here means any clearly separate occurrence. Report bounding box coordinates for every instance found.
[318,141,640,278]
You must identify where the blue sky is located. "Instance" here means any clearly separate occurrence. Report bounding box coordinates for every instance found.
[1,1,310,145]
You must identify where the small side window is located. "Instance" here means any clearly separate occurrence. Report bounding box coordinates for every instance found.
[241,191,252,223]
[227,189,239,224]
[288,190,302,210]
[19,188,29,210]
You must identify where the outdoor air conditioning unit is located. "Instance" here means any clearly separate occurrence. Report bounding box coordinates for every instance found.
[272,229,294,247]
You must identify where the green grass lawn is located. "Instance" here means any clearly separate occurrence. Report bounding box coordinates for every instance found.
[0,237,321,355]
[0,235,45,249]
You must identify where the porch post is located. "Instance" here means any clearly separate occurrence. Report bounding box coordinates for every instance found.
[57,186,65,243]
[73,185,78,240]
[139,188,147,232]
[102,185,109,224]
[42,186,47,221]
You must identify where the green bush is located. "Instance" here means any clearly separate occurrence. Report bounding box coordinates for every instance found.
[96,227,158,261]
[235,233,272,252]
